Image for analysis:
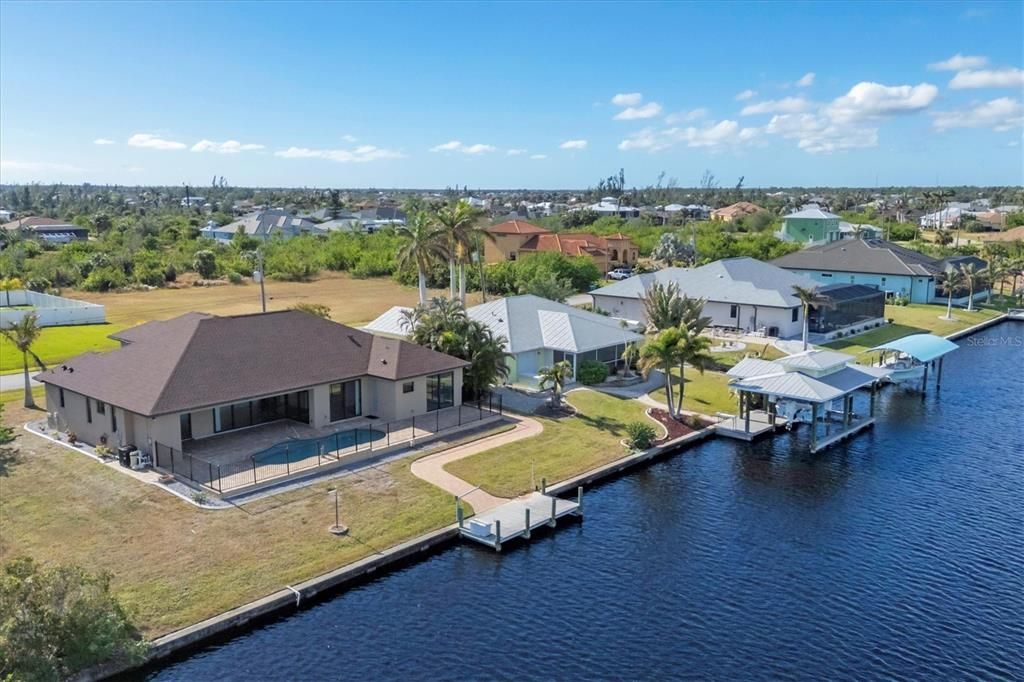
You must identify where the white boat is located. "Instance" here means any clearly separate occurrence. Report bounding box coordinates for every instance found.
[1008,308,1024,321]
[882,357,925,383]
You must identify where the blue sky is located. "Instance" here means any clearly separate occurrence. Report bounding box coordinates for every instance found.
[1,1,1022,189]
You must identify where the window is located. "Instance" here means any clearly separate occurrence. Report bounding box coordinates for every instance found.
[820,272,833,278]
[86,399,92,424]
[880,277,887,285]
[402,381,415,394]
[330,380,361,422]
[180,413,192,440]
[96,401,106,415]
[792,308,799,323]
[509,252,517,261]
[59,388,65,407]
[729,304,738,319]
[111,409,117,433]
[426,372,454,412]
[214,390,309,433]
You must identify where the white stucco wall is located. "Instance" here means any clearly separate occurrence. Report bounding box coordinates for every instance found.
[0,290,105,328]
[592,294,803,338]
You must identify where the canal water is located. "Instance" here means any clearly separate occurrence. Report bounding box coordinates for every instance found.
[148,322,1023,681]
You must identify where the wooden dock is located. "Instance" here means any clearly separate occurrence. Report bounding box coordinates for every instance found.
[810,417,876,453]
[458,491,581,551]
[715,410,788,442]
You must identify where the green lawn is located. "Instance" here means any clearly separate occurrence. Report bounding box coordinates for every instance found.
[1,323,124,373]
[1,386,44,405]
[445,389,649,498]
[823,304,1000,357]
[648,369,736,416]
[708,342,785,370]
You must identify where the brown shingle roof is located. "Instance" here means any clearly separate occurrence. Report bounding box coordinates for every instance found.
[1,216,71,231]
[771,238,943,277]
[37,311,468,416]
[487,220,550,235]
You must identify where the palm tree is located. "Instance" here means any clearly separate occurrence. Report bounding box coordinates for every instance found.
[537,360,573,407]
[0,313,46,408]
[638,327,683,418]
[959,263,981,311]
[791,284,833,351]
[984,258,1008,304]
[433,200,483,303]
[621,342,640,378]
[939,267,965,320]
[396,211,446,305]
[642,281,685,332]
[674,325,713,417]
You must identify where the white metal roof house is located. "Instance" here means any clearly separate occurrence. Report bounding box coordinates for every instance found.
[590,257,819,339]
[363,295,644,388]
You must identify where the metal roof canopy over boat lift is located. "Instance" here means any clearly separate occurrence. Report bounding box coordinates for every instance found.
[724,350,893,453]
[868,333,959,392]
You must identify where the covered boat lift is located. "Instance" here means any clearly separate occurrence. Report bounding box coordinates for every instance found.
[868,333,958,391]
[724,350,892,453]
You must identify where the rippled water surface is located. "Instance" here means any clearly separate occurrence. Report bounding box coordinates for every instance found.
[149,323,1024,681]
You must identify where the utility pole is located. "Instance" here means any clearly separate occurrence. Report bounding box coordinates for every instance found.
[257,247,267,312]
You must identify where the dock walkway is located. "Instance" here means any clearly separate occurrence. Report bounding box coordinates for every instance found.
[459,492,581,551]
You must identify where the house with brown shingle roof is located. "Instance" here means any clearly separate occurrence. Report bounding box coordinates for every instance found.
[36,310,469,458]
[2,215,88,243]
[484,220,637,273]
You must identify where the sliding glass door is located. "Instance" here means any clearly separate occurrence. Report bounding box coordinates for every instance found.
[329,380,361,422]
[426,372,454,412]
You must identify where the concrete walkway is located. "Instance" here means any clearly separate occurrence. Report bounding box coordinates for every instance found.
[410,415,543,514]
[0,372,39,392]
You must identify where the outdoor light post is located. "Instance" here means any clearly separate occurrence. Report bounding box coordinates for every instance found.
[328,487,348,536]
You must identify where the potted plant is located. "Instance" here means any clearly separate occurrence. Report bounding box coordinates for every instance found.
[66,431,78,445]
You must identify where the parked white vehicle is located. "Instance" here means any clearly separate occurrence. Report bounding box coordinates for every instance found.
[607,268,633,281]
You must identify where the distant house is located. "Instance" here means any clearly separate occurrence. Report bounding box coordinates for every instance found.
[710,202,764,222]
[981,225,1024,243]
[576,197,640,218]
[483,220,638,273]
[181,196,206,208]
[1,216,88,244]
[591,257,819,338]
[771,238,987,304]
[779,206,842,244]
[200,210,325,243]
[836,222,884,241]
[363,295,644,388]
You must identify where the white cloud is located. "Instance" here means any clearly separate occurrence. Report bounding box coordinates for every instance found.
[127,133,187,150]
[665,108,709,124]
[530,154,547,160]
[613,102,663,120]
[506,148,527,156]
[93,138,116,145]
[560,139,588,150]
[826,82,938,122]
[735,89,757,101]
[429,140,496,154]
[928,53,988,71]
[741,96,812,115]
[191,139,265,154]
[949,68,1024,89]
[618,120,761,152]
[932,97,1023,131]
[341,134,358,142]
[765,113,877,154]
[275,144,404,163]
[796,72,816,87]
[611,93,643,107]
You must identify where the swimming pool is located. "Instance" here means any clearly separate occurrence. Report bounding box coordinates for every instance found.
[252,427,387,466]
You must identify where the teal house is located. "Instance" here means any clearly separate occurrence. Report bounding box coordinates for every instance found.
[780,207,841,244]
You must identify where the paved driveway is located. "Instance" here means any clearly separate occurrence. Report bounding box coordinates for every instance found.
[0,372,40,392]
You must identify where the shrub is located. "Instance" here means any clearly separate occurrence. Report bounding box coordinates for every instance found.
[576,360,608,385]
[164,263,177,282]
[193,250,217,279]
[81,265,128,292]
[625,421,657,450]
[227,271,244,284]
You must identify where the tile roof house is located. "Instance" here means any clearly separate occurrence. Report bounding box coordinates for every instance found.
[363,295,644,388]
[37,310,469,456]
[590,257,818,338]
[483,220,637,273]
[771,239,987,304]
[710,202,765,222]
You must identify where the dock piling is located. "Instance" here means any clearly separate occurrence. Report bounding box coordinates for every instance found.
[541,477,547,494]
[524,508,531,539]
[577,486,583,515]
[455,497,464,528]
[549,497,557,528]
[494,520,501,552]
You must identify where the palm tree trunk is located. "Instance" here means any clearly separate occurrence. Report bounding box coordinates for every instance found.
[801,305,810,350]
[945,291,953,320]
[458,263,467,304]
[417,268,427,305]
[677,362,687,418]
[448,259,457,299]
[22,351,35,409]
[663,369,676,417]
[967,284,975,311]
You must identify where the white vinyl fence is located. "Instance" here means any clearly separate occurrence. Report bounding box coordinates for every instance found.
[0,289,106,328]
